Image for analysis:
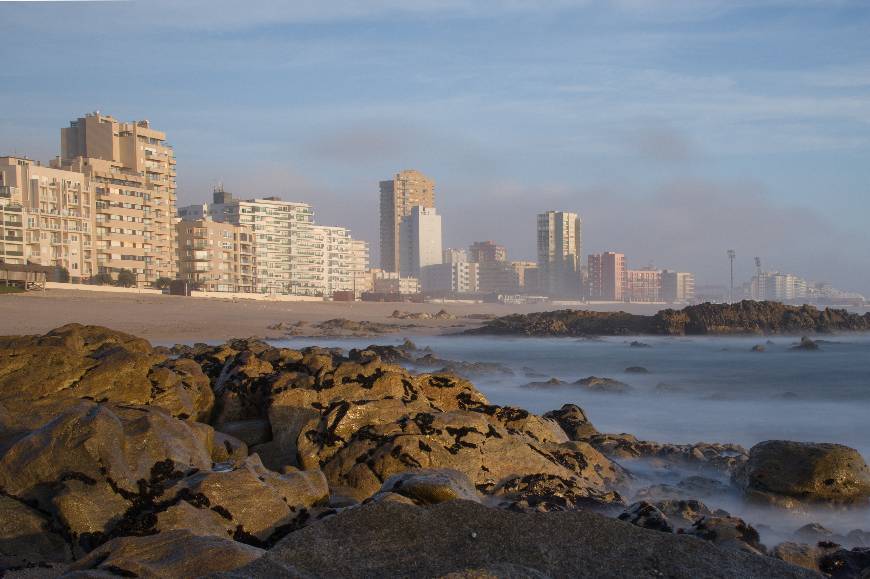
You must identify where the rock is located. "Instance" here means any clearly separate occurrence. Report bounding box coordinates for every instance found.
[847,529,870,548]
[795,522,835,543]
[379,469,481,505]
[212,431,249,463]
[819,547,870,578]
[495,472,624,513]
[624,366,649,374]
[522,378,567,388]
[618,501,673,533]
[0,324,212,433]
[588,434,747,475]
[224,500,819,578]
[735,440,870,504]
[655,382,686,393]
[653,499,727,529]
[630,341,652,348]
[543,404,598,440]
[633,476,733,502]
[218,419,272,447]
[751,344,766,352]
[686,515,766,555]
[573,376,632,394]
[0,495,72,569]
[64,530,264,577]
[773,541,840,573]
[791,337,820,351]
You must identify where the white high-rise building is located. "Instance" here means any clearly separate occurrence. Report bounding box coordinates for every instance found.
[537,211,582,298]
[399,206,442,278]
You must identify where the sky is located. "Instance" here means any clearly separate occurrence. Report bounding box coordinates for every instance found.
[1,0,869,293]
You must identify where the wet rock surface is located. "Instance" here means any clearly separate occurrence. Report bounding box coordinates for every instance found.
[0,324,864,577]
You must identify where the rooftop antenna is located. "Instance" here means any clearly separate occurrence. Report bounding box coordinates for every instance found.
[727,249,736,304]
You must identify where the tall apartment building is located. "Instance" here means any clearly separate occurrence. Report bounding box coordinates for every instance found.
[752,272,807,302]
[379,170,434,273]
[176,218,256,292]
[0,157,96,278]
[537,211,582,298]
[349,239,371,297]
[627,269,662,302]
[399,206,442,278]
[312,225,354,297]
[469,240,506,263]
[58,112,177,283]
[511,261,538,293]
[661,270,696,303]
[443,248,468,264]
[588,252,626,301]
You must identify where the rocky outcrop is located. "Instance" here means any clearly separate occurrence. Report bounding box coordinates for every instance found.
[735,440,870,505]
[0,495,71,569]
[468,301,870,336]
[221,500,819,578]
[618,501,673,533]
[586,433,748,475]
[543,404,599,440]
[686,515,766,556]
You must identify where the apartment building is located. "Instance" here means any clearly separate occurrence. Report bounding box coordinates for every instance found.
[176,218,256,292]
[379,170,435,273]
[661,270,696,303]
[588,252,626,301]
[421,261,479,295]
[537,211,583,298]
[58,112,177,283]
[350,240,371,297]
[627,269,662,302]
[0,156,96,278]
[371,269,421,295]
[399,206,442,278]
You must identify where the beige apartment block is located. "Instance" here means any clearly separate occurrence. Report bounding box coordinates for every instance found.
[627,268,662,302]
[57,112,177,284]
[0,156,96,278]
[350,239,371,297]
[379,169,434,273]
[370,269,421,295]
[537,211,583,298]
[176,218,256,292]
[469,240,507,263]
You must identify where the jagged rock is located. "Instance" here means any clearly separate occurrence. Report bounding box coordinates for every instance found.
[522,378,566,388]
[795,522,835,543]
[618,501,673,533]
[495,473,624,513]
[64,530,264,577]
[735,440,870,504]
[218,419,271,447]
[847,529,870,548]
[573,376,632,394]
[751,344,766,352]
[635,476,734,502]
[543,404,598,440]
[222,500,820,578]
[379,469,480,504]
[686,516,766,555]
[0,495,72,569]
[588,434,747,475]
[211,431,249,463]
[0,324,212,433]
[624,366,649,374]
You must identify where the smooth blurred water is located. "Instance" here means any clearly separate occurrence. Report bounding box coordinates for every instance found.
[272,334,870,459]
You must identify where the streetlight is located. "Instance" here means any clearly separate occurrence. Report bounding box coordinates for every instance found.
[727,249,736,304]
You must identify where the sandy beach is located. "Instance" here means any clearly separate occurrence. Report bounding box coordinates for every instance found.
[0,289,667,343]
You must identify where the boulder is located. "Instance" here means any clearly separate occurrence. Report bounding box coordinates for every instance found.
[543,404,598,440]
[0,495,71,569]
[735,440,870,504]
[624,366,649,374]
[223,500,820,578]
[379,469,480,505]
[652,499,727,529]
[573,376,632,394]
[686,516,766,556]
[791,337,820,351]
[618,501,673,533]
[819,547,870,578]
[64,530,264,578]
[773,541,840,573]
[794,522,835,543]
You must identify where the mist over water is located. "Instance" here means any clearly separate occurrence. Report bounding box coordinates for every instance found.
[273,333,870,541]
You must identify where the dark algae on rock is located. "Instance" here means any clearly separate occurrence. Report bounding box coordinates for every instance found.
[467,300,870,336]
[0,324,867,577]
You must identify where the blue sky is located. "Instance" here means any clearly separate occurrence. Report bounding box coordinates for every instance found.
[1,0,869,292]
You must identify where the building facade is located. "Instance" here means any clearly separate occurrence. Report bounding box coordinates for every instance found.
[661,270,696,303]
[627,269,662,302]
[399,206,442,278]
[371,269,421,295]
[0,157,96,279]
[588,252,626,301]
[59,112,177,284]
[421,261,479,294]
[379,169,435,273]
[537,211,582,298]
[469,240,506,263]
[176,218,256,292]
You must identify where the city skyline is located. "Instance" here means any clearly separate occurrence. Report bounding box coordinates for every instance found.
[2,1,870,292]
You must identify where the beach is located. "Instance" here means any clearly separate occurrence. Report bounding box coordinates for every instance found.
[0,289,665,343]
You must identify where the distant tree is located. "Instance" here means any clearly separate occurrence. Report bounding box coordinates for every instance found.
[90,272,114,286]
[116,269,137,288]
[53,266,70,283]
[154,277,173,290]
